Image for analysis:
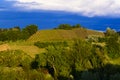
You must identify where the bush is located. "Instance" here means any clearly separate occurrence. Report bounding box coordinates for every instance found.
[34,41,68,48]
[0,24,38,41]
[0,50,52,80]
[0,50,32,68]
[106,33,120,58]
[54,24,81,30]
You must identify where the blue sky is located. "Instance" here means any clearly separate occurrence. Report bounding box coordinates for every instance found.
[0,0,120,31]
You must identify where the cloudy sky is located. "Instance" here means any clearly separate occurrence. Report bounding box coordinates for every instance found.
[0,0,120,31]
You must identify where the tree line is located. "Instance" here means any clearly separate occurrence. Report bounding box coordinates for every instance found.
[0,23,83,41]
[54,24,83,30]
[0,24,38,41]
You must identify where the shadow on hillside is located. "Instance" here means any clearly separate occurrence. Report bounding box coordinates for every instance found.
[57,63,120,80]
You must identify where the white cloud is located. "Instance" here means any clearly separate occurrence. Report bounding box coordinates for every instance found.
[6,0,120,17]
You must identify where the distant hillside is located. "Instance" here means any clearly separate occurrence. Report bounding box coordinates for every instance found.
[28,28,104,42]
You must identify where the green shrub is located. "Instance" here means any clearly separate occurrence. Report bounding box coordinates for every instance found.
[0,50,32,68]
[34,41,68,48]
[106,33,120,58]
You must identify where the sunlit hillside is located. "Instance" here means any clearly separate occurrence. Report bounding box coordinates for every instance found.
[28,28,104,42]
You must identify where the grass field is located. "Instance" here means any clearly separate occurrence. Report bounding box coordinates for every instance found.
[6,41,46,58]
[28,28,104,42]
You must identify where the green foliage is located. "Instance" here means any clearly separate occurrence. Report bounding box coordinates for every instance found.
[0,50,32,67]
[25,70,46,80]
[0,26,120,80]
[0,67,25,80]
[91,46,107,68]
[0,67,47,80]
[34,53,47,68]
[0,24,38,41]
[54,24,81,30]
[0,37,120,80]
[33,39,111,80]
[70,40,93,70]
[22,24,38,39]
[106,33,120,58]
[73,24,81,28]
[0,50,52,80]
[23,24,38,35]
[57,24,72,30]
[46,45,71,79]
[105,27,116,36]
[98,37,107,42]
[0,30,22,41]
[34,41,68,48]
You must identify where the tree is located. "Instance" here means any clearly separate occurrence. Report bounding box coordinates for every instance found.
[106,33,120,58]
[105,27,116,36]
[68,40,93,80]
[105,27,120,58]
[45,45,71,80]
[22,24,38,39]
[73,24,81,28]
[57,24,72,30]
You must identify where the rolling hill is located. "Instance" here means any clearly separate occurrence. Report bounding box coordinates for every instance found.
[0,28,104,58]
[28,28,104,42]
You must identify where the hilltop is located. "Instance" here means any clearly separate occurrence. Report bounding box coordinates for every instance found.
[28,28,104,42]
[0,25,120,80]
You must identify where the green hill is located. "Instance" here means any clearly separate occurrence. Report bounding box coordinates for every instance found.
[28,28,104,42]
[0,28,104,57]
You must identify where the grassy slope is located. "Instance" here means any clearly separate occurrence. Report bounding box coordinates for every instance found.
[1,28,104,58]
[1,28,120,65]
[27,28,104,42]
[8,41,45,58]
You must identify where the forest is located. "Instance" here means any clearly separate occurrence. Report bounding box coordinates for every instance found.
[0,24,120,80]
